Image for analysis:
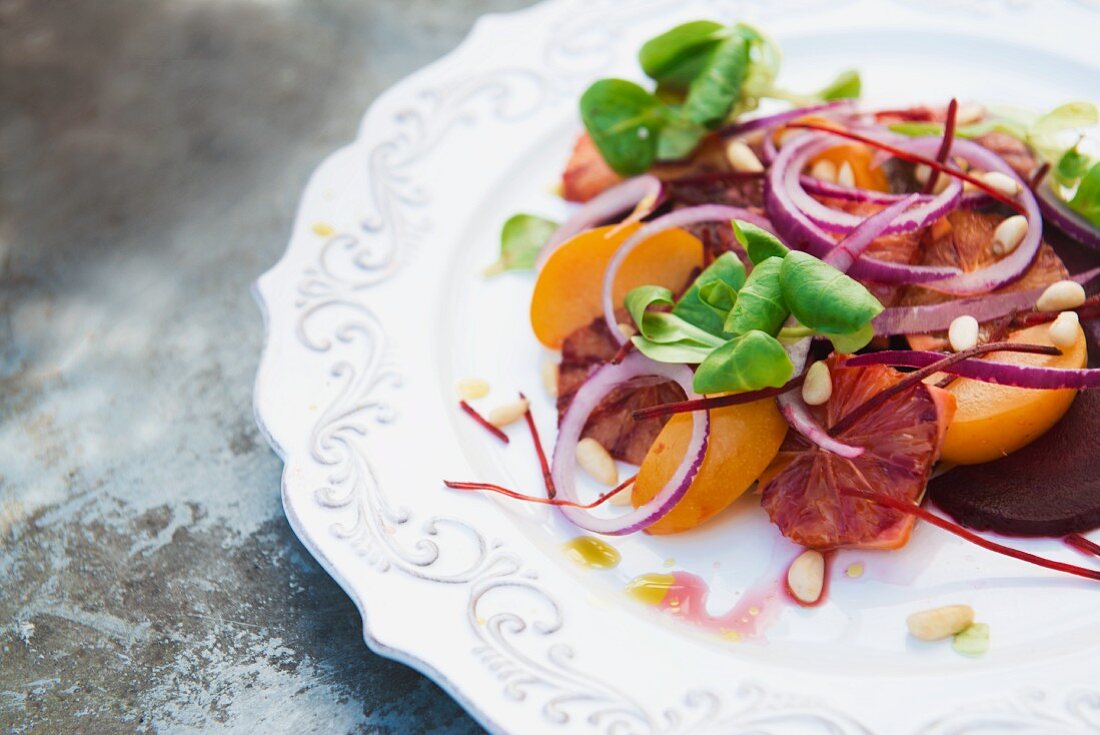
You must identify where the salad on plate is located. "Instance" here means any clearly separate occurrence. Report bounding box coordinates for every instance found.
[449,19,1100,652]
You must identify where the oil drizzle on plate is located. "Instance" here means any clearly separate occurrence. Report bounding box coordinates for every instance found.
[562,536,621,569]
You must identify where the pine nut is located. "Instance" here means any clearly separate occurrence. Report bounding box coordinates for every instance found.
[1048,311,1080,349]
[724,140,764,173]
[609,479,634,506]
[801,361,832,406]
[488,397,529,428]
[576,438,618,486]
[617,322,637,338]
[991,215,1028,256]
[1037,280,1086,312]
[906,604,974,641]
[978,171,1021,197]
[836,161,856,188]
[810,159,837,183]
[948,315,979,352]
[913,164,931,184]
[787,550,825,604]
[931,171,952,194]
[457,377,489,400]
[541,360,559,398]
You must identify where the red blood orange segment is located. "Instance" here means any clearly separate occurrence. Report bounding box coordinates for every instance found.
[760,357,956,550]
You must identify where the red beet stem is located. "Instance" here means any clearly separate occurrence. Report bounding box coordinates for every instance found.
[518,391,555,499]
[1065,533,1100,558]
[787,122,1027,215]
[841,489,1100,582]
[444,474,637,509]
[611,338,635,365]
[459,400,509,444]
[830,342,1060,436]
[1012,294,1100,327]
[631,377,804,421]
[922,98,957,195]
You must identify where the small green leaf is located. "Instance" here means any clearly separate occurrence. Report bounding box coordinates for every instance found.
[724,256,788,337]
[484,213,559,276]
[826,322,875,354]
[656,113,708,160]
[625,285,726,348]
[672,252,745,336]
[580,79,666,176]
[631,336,716,365]
[780,251,884,335]
[1068,162,1100,228]
[952,623,990,657]
[684,33,751,127]
[818,69,861,101]
[888,121,945,138]
[693,330,794,393]
[638,20,727,91]
[1054,142,1091,187]
[732,220,789,265]
[1028,102,1099,163]
[626,285,675,330]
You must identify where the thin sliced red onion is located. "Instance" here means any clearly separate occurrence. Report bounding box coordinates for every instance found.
[777,331,864,458]
[761,133,778,165]
[551,352,709,535]
[601,204,773,345]
[825,194,922,272]
[718,100,855,138]
[1036,183,1100,251]
[765,134,962,284]
[873,267,1100,335]
[798,175,934,205]
[781,135,962,236]
[876,137,1042,296]
[536,175,664,269]
[845,350,1100,390]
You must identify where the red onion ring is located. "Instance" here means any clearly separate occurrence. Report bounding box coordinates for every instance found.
[825,193,923,273]
[845,350,1100,390]
[601,204,773,345]
[798,175,934,205]
[1036,182,1100,251]
[765,134,962,284]
[536,175,664,269]
[872,267,1100,335]
[551,351,709,535]
[718,100,855,138]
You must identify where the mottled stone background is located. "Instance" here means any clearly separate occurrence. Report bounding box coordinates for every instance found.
[0,1,532,732]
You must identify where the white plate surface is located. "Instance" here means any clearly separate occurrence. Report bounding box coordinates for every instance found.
[254,1,1100,732]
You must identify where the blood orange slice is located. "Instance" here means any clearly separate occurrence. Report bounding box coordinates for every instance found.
[760,356,956,550]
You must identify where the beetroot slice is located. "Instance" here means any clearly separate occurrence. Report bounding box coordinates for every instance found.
[929,390,1100,536]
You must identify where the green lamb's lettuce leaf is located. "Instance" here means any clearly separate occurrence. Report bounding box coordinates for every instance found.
[580,79,666,176]
[952,623,990,657]
[656,113,709,161]
[825,322,876,354]
[484,213,559,276]
[671,252,745,336]
[638,20,728,91]
[1054,141,1091,187]
[723,256,788,336]
[732,219,789,265]
[625,285,725,366]
[631,337,716,365]
[818,69,861,101]
[683,32,752,127]
[779,251,884,335]
[1028,102,1099,162]
[1068,163,1100,228]
[693,329,793,394]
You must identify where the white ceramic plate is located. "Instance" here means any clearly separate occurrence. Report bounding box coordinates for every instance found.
[253,2,1100,732]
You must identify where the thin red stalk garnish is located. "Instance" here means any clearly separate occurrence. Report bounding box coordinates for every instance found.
[830,342,1060,436]
[786,122,1027,215]
[518,391,555,498]
[922,98,957,195]
[1012,294,1100,327]
[611,338,635,365]
[631,376,804,421]
[459,400,509,444]
[1029,161,1051,191]
[443,474,638,509]
[841,489,1100,582]
[1065,533,1100,557]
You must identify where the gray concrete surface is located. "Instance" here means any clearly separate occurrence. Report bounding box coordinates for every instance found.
[0,1,532,732]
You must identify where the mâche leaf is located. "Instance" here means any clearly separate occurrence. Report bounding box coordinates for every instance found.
[639,20,727,91]
[1069,162,1100,227]
[656,113,708,160]
[1054,142,1091,187]
[818,69,861,101]
[484,213,559,275]
[732,219,789,265]
[779,251,884,334]
[672,252,745,336]
[580,79,666,175]
[724,256,788,336]
[693,329,793,393]
[825,322,875,354]
[626,285,725,349]
[631,337,717,365]
[684,33,751,127]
